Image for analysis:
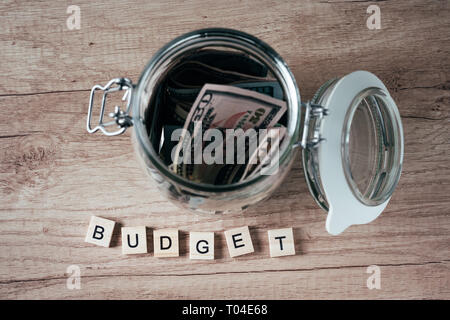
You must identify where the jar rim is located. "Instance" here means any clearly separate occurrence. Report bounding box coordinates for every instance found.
[132,28,301,193]
[341,87,403,206]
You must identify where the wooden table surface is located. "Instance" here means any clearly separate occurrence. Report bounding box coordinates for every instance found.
[0,0,449,299]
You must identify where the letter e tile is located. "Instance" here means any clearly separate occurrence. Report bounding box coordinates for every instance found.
[224,226,254,258]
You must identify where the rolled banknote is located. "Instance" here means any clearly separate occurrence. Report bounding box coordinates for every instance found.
[182,49,269,77]
[171,83,287,183]
[164,60,278,125]
[241,125,287,180]
[168,61,268,89]
[166,80,284,125]
[168,80,283,102]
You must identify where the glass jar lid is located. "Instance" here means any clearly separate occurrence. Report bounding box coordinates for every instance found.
[302,71,404,234]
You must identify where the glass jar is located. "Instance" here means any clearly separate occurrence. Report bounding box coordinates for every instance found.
[87,28,403,235]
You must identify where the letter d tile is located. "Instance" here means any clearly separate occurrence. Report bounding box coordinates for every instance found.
[154,228,179,257]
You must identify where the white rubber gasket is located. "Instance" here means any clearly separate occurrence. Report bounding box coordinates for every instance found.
[317,71,403,235]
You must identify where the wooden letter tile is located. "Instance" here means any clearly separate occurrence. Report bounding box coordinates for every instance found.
[85,216,116,247]
[121,226,148,254]
[153,228,179,257]
[268,228,295,257]
[189,232,214,260]
[224,226,254,258]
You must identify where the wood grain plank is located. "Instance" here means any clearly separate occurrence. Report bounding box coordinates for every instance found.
[1,262,448,299]
[0,0,449,95]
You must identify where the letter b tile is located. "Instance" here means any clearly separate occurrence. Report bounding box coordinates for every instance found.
[85,216,116,247]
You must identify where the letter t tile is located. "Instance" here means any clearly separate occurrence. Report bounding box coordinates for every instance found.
[268,228,296,257]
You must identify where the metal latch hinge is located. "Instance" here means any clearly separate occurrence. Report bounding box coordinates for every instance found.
[294,101,329,149]
[87,77,134,136]
[109,105,133,128]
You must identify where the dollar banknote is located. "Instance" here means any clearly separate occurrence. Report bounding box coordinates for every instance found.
[163,58,282,125]
[171,84,287,183]
[240,125,287,180]
[152,48,288,184]
[168,80,283,102]
[166,80,284,125]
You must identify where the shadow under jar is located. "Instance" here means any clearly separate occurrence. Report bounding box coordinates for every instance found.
[87,28,403,235]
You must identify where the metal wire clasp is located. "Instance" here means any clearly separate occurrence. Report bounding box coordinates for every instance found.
[293,101,329,149]
[87,78,133,136]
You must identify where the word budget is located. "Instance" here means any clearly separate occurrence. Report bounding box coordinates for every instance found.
[85,216,296,259]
